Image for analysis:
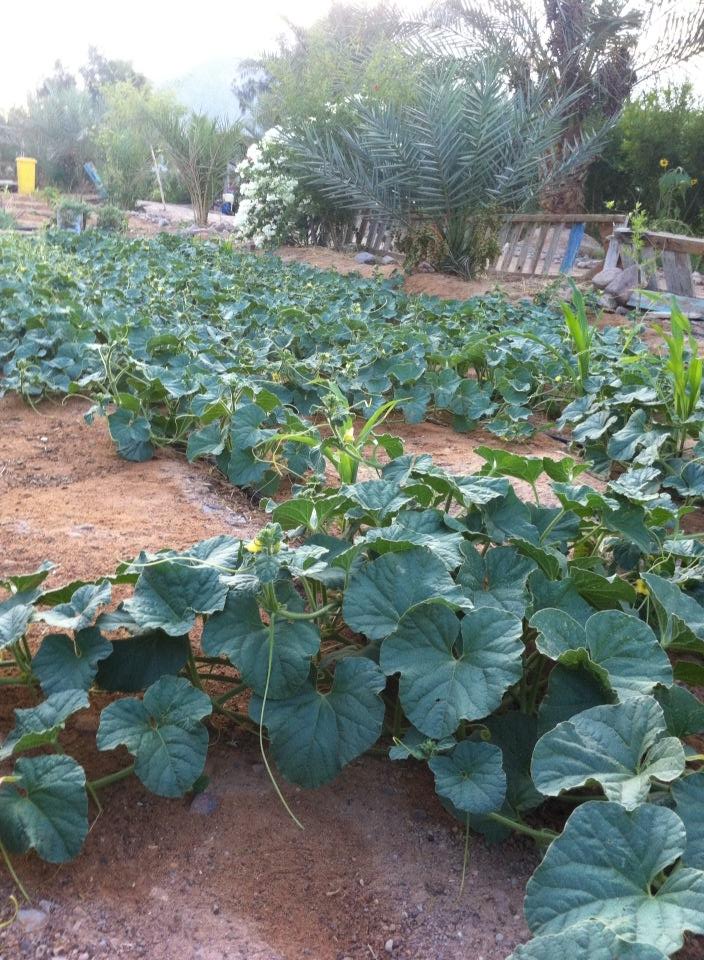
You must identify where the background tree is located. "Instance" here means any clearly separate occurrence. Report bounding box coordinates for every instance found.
[80,46,147,101]
[408,0,704,211]
[288,59,605,277]
[233,2,421,132]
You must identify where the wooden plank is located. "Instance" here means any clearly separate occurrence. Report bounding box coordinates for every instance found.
[643,230,704,257]
[515,222,536,274]
[662,249,695,297]
[501,213,628,224]
[542,223,564,276]
[560,222,586,273]
[603,237,621,270]
[499,222,524,272]
[525,222,550,276]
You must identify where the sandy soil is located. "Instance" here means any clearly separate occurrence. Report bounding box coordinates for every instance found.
[0,396,539,960]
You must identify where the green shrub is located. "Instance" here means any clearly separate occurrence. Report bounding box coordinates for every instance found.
[587,84,704,230]
[95,203,127,232]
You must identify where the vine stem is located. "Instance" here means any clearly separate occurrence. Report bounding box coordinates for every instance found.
[0,838,30,904]
[487,812,557,844]
[89,764,135,792]
[258,613,304,830]
[458,813,471,898]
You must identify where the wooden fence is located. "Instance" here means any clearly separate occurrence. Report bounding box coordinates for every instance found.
[491,214,627,278]
[338,212,628,275]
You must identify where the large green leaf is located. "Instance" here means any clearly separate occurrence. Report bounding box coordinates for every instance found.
[95,629,190,692]
[124,551,229,636]
[485,712,544,811]
[0,689,89,759]
[537,663,612,735]
[32,627,113,695]
[38,581,111,632]
[429,741,506,815]
[108,408,154,462]
[508,921,667,960]
[250,658,386,788]
[0,596,33,649]
[643,572,704,652]
[531,609,672,699]
[202,593,320,698]
[0,754,88,862]
[525,801,704,954]
[458,545,536,618]
[655,684,704,738]
[672,772,704,870]
[380,601,523,739]
[343,547,469,640]
[364,510,465,571]
[97,676,212,797]
[531,697,685,808]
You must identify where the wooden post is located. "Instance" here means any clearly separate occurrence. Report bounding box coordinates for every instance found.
[150,145,167,212]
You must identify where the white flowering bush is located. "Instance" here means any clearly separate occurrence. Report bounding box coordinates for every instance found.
[233,128,312,248]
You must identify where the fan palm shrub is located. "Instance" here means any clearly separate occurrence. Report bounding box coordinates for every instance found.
[286,59,605,277]
[146,107,246,226]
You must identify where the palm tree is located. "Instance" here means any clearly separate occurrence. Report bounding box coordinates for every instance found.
[286,59,606,276]
[405,0,704,210]
[146,107,246,226]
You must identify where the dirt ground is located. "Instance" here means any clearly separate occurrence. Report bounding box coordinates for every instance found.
[0,396,542,960]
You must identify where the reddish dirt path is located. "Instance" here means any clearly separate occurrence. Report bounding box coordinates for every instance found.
[1,396,535,960]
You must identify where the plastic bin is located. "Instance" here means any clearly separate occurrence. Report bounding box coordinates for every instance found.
[16,157,37,194]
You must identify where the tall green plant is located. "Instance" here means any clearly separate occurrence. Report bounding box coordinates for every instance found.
[656,303,703,455]
[287,59,605,277]
[146,107,246,225]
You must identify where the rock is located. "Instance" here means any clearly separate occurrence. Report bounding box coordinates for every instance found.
[189,791,220,815]
[576,257,601,269]
[599,293,618,311]
[354,251,378,265]
[616,306,630,316]
[18,908,48,933]
[379,255,396,265]
[384,939,394,954]
[157,218,169,227]
[416,260,436,273]
[578,234,604,256]
[592,266,622,290]
[605,263,640,304]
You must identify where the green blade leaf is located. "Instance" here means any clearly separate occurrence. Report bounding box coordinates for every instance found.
[532,697,685,809]
[38,581,111,632]
[343,547,470,641]
[32,627,113,695]
[0,755,88,862]
[202,593,320,698]
[508,920,667,959]
[380,600,523,739]
[429,740,506,815]
[525,801,704,954]
[672,772,704,870]
[97,676,212,797]
[1,690,89,759]
[250,658,386,789]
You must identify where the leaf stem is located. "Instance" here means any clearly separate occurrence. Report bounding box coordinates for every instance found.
[0,838,30,904]
[487,812,557,843]
[88,763,135,792]
[258,614,304,830]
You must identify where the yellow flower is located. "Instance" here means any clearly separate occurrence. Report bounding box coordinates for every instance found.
[691,178,699,187]
[659,158,669,169]
[244,538,263,554]
[635,579,650,597]
[342,426,355,444]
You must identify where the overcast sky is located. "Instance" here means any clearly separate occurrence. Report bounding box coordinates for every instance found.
[1,0,701,112]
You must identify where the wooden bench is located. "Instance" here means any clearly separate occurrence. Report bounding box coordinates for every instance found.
[605,226,704,316]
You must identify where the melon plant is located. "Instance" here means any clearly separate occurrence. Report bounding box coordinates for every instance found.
[3,452,704,958]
